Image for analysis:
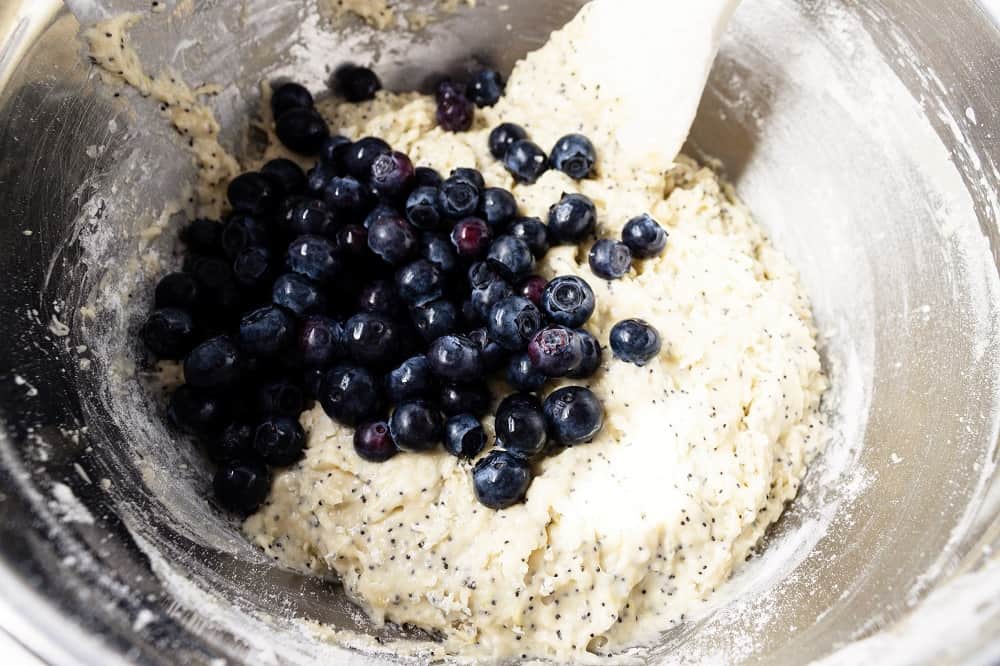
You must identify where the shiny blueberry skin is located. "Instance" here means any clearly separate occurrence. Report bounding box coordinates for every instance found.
[589,239,632,280]
[181,218,222,255]
[450,217,493,259]
[468,327,508,372]
[142,308,196,359]
[528,326,585,377]
[389,401,443,452]
[488,296,544,351]
[507,352,547,392]
[298,315,344,367]
[286,235,340,284]
[254,416,306,466]
[306,162,336,197]
[489,122,528,160]
[610,318,662,366]
[507,217,550,258]
[437,94,475,132]
[550,133,597,180]
[471,278,514,321]
[543,386,604,445]
[335,224,368,258]
[395,259,444,305]
[368,215,418,265]
[335,64,382,102]
[319,364,382,425]
[233,246,273,288]
[444,414,487,458]
[272,273,327,316]
[256,381,305,417]
[568,329,603,379]
[209,422,254,462]
[262,159,307,197]
[169,384,229,436]
[541,276,596,328]
[414,166,443,188]
[228,172,278,216]
[451,167,485,190]
[406,186,442,230]
[276,107,330,155]
[420,233,458,273]
[439,382,492,417]
[184,336,241,389]
[427,335,484,381]
[363,203,397,230]
[547,193,597,244]
[467,69,504,107]
[410,299,459,342]
[438,177,480,219]
[221,215,269,259]
[487,235,535,280]
[503,140,548,184]
[622,213,668,259]
[354,421,398,462]
[271,82,314,118]
[479,187,518,227]
[344,137,391,180]
[238,306,294,357]
[319,134,352,168]
[358,280,403,316]
[386,355,436,404]
[468,261,501,289]
[436,79,465,103]
[280,197,332,237]
[214,459,271,514]
[370,151,415,200]
[495,392,547,459]
[473,450,533,510]
[324,176,369,219]
[517,275,547,307]
[155,272,201,310]
[344,313,401,367]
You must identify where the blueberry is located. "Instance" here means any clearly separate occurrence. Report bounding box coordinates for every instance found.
[319,134,353,169]
[214,459,271,514]
[547,193,597,244]
[221,215,269,259]
[439,382,492,417]
[370,151,415,200]
[528,326,584,377]
[324,176,370,219]
[507,353,547,392]
[410,299,459,342]
[468,261,502,289]
[622,213,668,259]
[358,279,403,316]
[169,384,229,436]
[438,177,480,219]
[319,364,382,425]
[589,239,632,280]
[306,162,337,197]
[276,107,330,155]
[543,386,604,445]
[184,335,241,389]
[406,186,442,230]
[503,140,548,184]
[420,233,458,273]
[609,319,662,366]
[298,315,344,367]
[209,422,254,462]
[389,401,443,452]
[286,235,341,285]
[233,246,272,289]
[468,327,508,371]
[487,235,535,280]
[344,137,391,181]
[354,421,398,462]
[190,257,242,315]
[451,167,485,191]
[271,82,314,119]
[333,226,366,259]
[489,122,528,160]
[363,203,398,230]
[568,329,603,379]
[507,217,550,258]
[414,166,443,188]
[272,273,327,316]
[142,308,196,359]
[444,414,487,458]
[228,172,278,215]
[344,313,401,367]
[473,450,533,510]
[155,272,201,310]
[368,215,418,265]
[334,64,382,102]
[436,79,465,103]
[386,355,436,403]
[517,275,547,307]
[427,335,484,381]
[261,159,307,198]
[541,276,595,328]
[488,297,543,351]
[181,218,222,255]
[280,197,333,237]
[471,278,514,322]
[256,381,305,417]
[479,187,518,227]
[550,134,597,180]
[254,416,306,466]
[495,392,547,459]
[450,217,493,259]
[464,68,503,107]
[395,259,444,305]
[238,306,294,357]
[437,94,475,132]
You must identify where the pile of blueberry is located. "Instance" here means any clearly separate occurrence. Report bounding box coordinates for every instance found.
[140,65,668,515]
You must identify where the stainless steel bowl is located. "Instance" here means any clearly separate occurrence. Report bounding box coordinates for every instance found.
[1,1,999,664]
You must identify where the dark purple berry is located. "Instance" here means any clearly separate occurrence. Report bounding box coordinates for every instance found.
[344,137,391,180]
[517,275,547,307]
[528,326,584,377]
[276,107,330,155]
[439,382,492,417]
[335,64,382,102]
[466,69,504,107]
[568,329,603,379]
[370,151,415,200]
[543,386,603,445]
[368,215,418,265]
[354,421,398,462]
[254,416,306,466]
[540,276,595,328]
[319,364,382,426]
[450,217,493,259]
[473,450,532,510]
[184,335,241,389]
[142,308,196,359]
[298,315,344,367]
[487,296,543,351]
[214,459,271,514]
[489,123,527,160]
[389,401,443,452]
[444,414,487,458]
[437,95,475,132]
[261,159,307,197]
[228,172,278,216]
[547,193,597,244]
[495,392,547,459]
[272,82,314,118]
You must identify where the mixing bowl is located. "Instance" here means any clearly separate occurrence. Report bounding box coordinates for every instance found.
[1,0,999,663]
